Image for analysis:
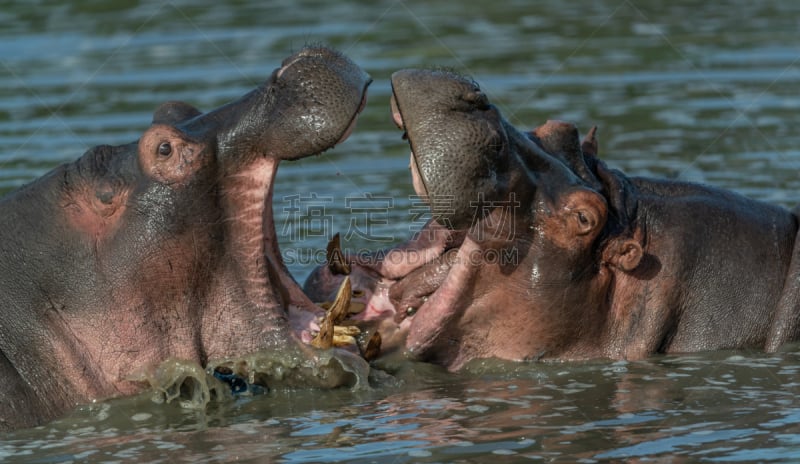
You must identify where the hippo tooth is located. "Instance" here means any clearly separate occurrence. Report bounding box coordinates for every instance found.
[361,331,382,362]
[390,93,405,129]
[329,276,352,325]
[310,313,334,350]
[310,276,352,350]
[333,325,361,336]
[326,232,351,275]
[332,334,358,347]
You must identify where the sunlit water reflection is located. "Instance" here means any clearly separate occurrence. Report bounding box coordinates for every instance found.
[3,351,800,462]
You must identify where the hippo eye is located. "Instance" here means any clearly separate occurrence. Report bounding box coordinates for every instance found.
[157,142,172,157]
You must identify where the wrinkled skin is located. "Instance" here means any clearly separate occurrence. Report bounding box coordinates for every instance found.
[0,46,371,431]
[306,68,800,371]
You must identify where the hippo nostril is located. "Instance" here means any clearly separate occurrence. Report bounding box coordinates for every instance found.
[462,90,489,109]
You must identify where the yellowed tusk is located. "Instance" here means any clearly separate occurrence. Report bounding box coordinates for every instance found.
[361,331,382,362]
[334,325,361,336]
[332,334,358,347]
[326,233,351,275]
[329,275,352,325]
[311,314,334,349]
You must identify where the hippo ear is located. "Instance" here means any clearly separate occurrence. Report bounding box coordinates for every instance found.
[602,237,643,272]
[152,101,202,125]
[581,126,598,157]
[529,120,601,190]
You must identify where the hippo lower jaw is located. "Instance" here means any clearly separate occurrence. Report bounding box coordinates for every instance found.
[267,108,367,337]
[341,221,479,369]
[270,88,369,340]
[400,239,479,365]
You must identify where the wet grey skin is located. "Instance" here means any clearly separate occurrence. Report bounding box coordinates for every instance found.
[308,68,800,372]
[0,46,371,431]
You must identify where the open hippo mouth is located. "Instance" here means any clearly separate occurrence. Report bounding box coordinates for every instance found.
[366,69,594,368]
[383,78,483,366]
[303,70,508,369]
[190,46,373,365]
[373,70,612,369]
[328,68,518,368]
[302,74,479,366]
[306,69,599,370]
[261,77,370,347]
[254,51,371,348]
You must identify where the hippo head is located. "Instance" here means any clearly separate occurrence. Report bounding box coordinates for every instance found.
[305,69,643,371]
[307,67,800,373]
[90,47,370,373]
[137,47,370,361]
[389,69,610,228]
[0,46,371,428]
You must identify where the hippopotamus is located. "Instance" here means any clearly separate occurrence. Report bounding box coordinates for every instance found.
[305,68,800,371]
[0,46,371,431]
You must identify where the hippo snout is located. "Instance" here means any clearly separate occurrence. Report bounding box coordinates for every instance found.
[178,46,371,168]
[390,69,510,230]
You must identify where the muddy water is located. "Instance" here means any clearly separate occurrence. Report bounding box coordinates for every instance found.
[2,0,800,461]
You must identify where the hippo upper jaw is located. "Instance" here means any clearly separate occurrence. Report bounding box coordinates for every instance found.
[389,69,515,231]
[382,71,505,366]
[199,49,370,362]
[267,47,371,159]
